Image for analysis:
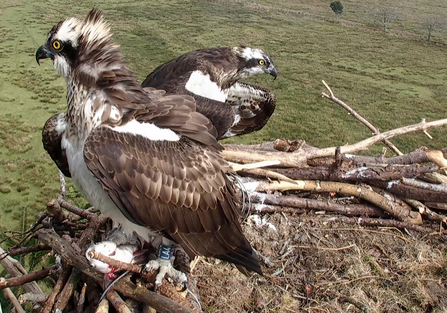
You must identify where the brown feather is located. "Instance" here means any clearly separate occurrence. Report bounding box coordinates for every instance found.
[42,114,71,178]
[85,127,261,274]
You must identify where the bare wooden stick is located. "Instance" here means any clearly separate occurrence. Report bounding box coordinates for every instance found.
[322,80,403,155]
[18,292,48,305]
[0,247,46,298]
[54,270,79,312]
[1,282,26,313]
[299,215,437,233]
[41,265,72,313]
[0,265,56,290]
[248,192,387,217]
[254,180,421,223]
[88,250,199,311]
[402,177,447,193]
[37,229,195,313]
[222,121,447,167]
[107,290,132,313]
[95,298,110,313]
[425,202,447,211]
[8,244,51,257]
[404,198,447,223]
[77,283,87,313]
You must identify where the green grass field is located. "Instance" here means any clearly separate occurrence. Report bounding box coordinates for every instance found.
[1,0,447,233]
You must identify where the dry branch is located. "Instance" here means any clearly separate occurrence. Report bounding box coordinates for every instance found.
[37,229,196,313]
[0,265,56,290]
[0,246,46,301]
[254,180,421,223]
[222,121,447,167]
[1,281,26,313]
[322,80,403,155]
[5,80,447,313]
[248,192,387,217]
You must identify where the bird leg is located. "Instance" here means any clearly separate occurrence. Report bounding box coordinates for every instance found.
[145,238,187,290]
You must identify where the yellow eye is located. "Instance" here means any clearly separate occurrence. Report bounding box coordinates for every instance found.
[52,40,62,50]
[258,59,265,66]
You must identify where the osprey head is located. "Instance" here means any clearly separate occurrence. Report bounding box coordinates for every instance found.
[36,9,115,79]
[35,17,81,78]
[234,46,278,80]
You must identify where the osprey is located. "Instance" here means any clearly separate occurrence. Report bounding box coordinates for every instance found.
[142,46,277,140]
[36,9,262,286]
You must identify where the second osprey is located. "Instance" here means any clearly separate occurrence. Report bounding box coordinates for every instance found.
[142,46,277,140]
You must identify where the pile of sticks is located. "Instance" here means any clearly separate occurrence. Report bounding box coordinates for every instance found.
[1,81,447,312]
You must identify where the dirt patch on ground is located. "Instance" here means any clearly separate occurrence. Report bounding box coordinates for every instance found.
[194,213,447,313]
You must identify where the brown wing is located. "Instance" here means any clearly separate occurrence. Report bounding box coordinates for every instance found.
[141,48,238,139]
[42,113,71,177]
[223,82,276,139]
[84,94,261,274]
[84,128,261,274]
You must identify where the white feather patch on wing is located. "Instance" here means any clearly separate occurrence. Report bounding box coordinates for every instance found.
[111,120,180,141]
[185,70,227,102]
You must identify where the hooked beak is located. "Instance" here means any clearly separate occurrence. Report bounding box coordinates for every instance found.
[35,44,53,65]
[268,66,278,80]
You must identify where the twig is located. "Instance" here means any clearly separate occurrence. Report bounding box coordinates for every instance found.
[1,282,26,313]
[373,179,447,202]
[95,298,110,313]
[7,244,51,257]
[88,250,199,311]
[41,265,72,313]
[0,265,56,290]
[297,244,356,251]
[240,167,297,184]
[315,215,437,233]
[402,177,447,193]
[37,229,195,313]
[255,180,421,223]
[0,247,46,297]
[322,80,403,156]
[77,283,87,313]
[404,198,446,223]
[54,269,79,312]
[18,292,48,305]
[248,191,388,217]
[229,160,280,171]
[425,202,447,211]
[427,150,447,169]
[107,290,132,313]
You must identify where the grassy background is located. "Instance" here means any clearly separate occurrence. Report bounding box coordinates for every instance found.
[1,0,447,233]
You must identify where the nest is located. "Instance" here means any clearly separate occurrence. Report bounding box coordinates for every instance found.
[1,82,447,312]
